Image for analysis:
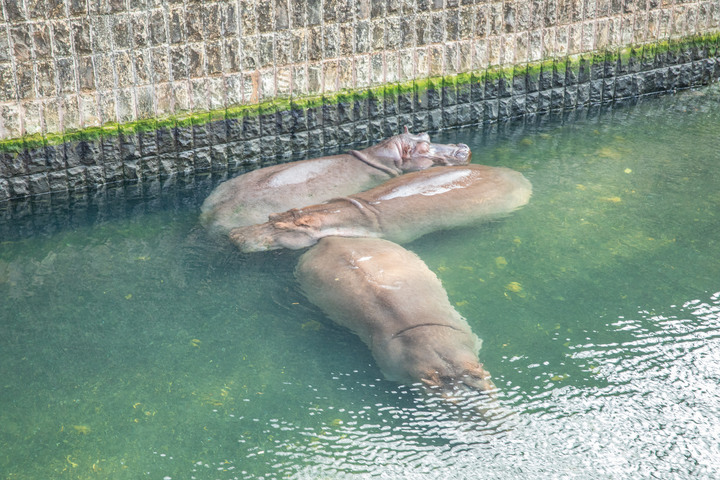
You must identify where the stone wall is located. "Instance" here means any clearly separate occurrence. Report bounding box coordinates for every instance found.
[1,0,720,201]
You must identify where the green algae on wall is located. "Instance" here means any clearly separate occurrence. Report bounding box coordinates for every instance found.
[0,34,718,157]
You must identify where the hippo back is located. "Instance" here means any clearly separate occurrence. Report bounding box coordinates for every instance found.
[296,237,487,388]
[357,165,533,244]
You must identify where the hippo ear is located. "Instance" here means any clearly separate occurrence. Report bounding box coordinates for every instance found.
[403,125,410,134]
[273,221,294,230]
[420,372,442,389]
[294,215,321,228]
[463,362,489,379]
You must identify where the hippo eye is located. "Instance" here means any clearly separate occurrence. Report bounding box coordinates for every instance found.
[413,142,430,154]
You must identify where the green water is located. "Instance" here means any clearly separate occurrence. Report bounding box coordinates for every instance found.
[2,85,720,479]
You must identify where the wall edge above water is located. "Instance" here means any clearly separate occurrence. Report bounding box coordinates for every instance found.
[1,33,720,201]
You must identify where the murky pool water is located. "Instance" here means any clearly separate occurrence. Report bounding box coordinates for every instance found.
[2,85,720,479]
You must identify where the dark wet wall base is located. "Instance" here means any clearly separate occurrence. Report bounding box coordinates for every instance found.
[0,88,712,241]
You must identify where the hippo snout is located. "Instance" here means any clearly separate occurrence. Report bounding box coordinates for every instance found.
[428,142,471,165]
[229,225,275,252]
[453,143,471,163]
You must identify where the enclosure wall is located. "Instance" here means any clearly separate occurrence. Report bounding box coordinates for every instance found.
[1,0,720,199]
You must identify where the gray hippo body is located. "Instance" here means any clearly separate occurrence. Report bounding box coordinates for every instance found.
[295,236,493,393]
[200,130,471,235]
[230,164,532,252]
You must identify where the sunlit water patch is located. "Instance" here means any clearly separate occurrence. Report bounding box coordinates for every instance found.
[2,85,720,479]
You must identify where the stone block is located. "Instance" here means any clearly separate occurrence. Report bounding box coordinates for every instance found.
[101,135,122,167]
[334,124,353,146]
[550,88,565,110]
[276,110,295,135]
[194,147,212,172]
[277,134,293,154]
[28,173,50,195]
[470,78,485,103]
[104,162,125,184]
[427,109,443,131]
[525,92,539,115]
[155,126,175,155]
[67,166,88,190]
[63,140,95,168]
[86,165,106,186]
[563,86,578,109]
[122,161,140,181]
[175,150,194,174]
[353,122,369,144]
[0,179,9,201]
[159,153,179,177]
[26,146,49,174]
[259,112,278,137]
[9,176,31,198]
[290,132,309,152]
[242,115,261,139]
[382,116,399,137]
[614,74,634,99]
[225,141,245,167]
[173,124,194,151]
[383,92,400,116]
[368,93,384,118]
[288,107,307,133]
[456,104,472,126]
[119,132,142,163]
[398,91,413,114]
[442,105,458,127]
[207,119,229,145]
[411,111,429,132]
[244,137,263,161]
[368,119,383,139]
[139,157,160,179]
[226,118,243,143]
[468,102,484,124]
[2,151,28,176]
[498,97,513,119]
[322,103,339,126]
[537,89,551,112]
[323,127,339,149]
[602,78,615,103]
[305,106,322,130]
[576,83,590,107]
[442,84,458,107]
[590,79,603,103]
[337,101,354,124]
[47,170,69,192]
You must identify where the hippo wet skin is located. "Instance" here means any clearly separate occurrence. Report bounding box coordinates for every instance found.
[200,129,471,235]
[230,164,532,252]
[295,236,494,393]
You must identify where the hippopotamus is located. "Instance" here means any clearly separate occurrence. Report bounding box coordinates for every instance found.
[230,164,532,252]
[200,128,471,235]
[295,236,494,394]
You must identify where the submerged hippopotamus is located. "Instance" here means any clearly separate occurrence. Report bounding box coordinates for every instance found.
[295,236,494,394]
[200,129,471,235]
[230,164,532,252]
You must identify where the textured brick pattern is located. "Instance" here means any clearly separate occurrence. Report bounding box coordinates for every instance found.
[0,0,718,140]
[0,0,719,200]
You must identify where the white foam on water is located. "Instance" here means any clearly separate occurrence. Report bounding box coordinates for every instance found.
[378,169,473,201]
[267,159,335,187]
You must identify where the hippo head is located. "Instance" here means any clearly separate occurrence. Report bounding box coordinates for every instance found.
[229,212,318,252]
[358,127,471,174]
[374,324,495,396]
[228,208,376,252]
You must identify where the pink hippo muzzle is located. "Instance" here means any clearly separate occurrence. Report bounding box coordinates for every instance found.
[403,141,472,171]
